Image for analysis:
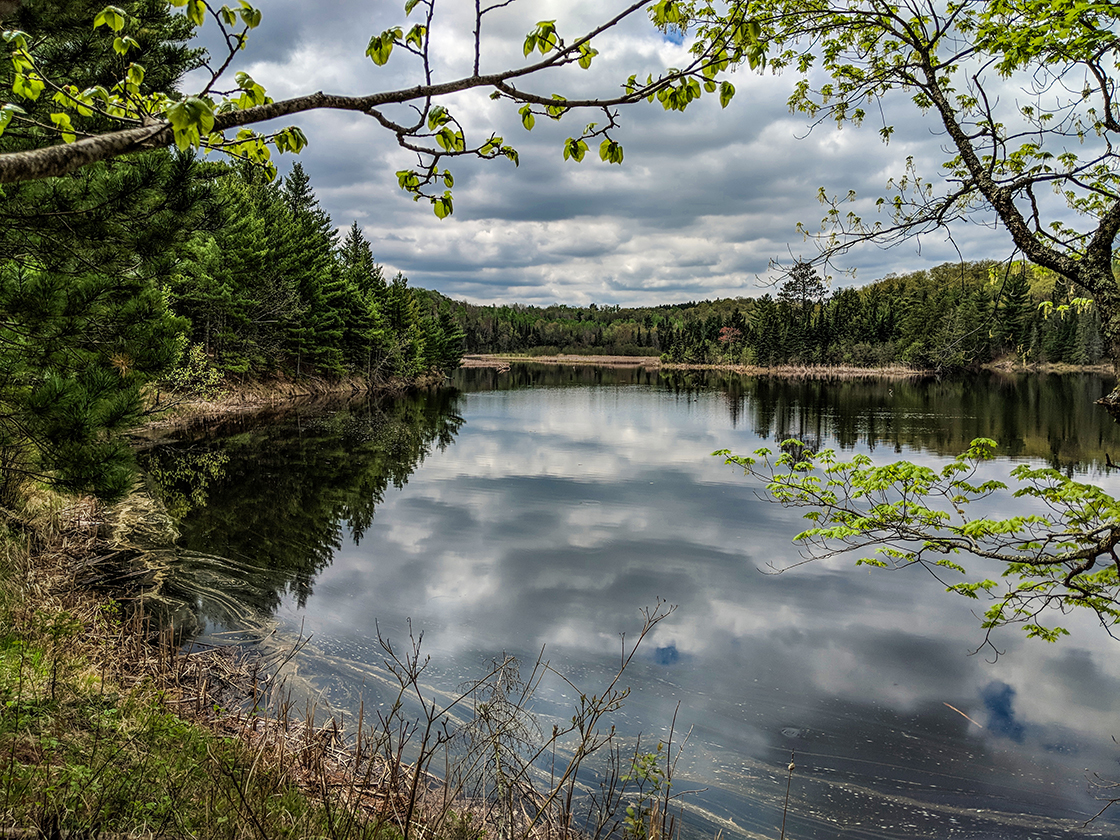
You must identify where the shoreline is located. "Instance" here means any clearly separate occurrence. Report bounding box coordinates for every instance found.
[135,370,447,441]
[0,487,466,839]
[459,353,1115,378]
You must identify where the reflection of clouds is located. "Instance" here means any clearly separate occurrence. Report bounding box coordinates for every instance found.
[425,553,499,603]
[279,384,1120,832]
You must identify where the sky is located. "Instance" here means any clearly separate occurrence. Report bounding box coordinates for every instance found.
[190,0,1031,307]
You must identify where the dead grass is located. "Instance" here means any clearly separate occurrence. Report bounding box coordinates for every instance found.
[138,371,447,440]
[461,354,930,378]
[0,493,684,840]
[460,354,660,369]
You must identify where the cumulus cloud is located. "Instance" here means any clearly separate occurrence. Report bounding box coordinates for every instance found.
[195,0,1036,305]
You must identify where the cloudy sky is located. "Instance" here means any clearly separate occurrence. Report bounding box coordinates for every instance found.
[192,0,1026,306]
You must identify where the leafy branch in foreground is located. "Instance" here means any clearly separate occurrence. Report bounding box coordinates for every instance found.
[715,438,1120,645]
[0,0,761,215]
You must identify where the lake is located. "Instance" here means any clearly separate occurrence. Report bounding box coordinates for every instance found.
[141,367,1120,840]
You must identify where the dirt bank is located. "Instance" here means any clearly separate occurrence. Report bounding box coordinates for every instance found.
[463,353,1119,378]
[136,371,447,441]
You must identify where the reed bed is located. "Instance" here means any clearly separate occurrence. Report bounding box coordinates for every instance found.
[0,494,687,840]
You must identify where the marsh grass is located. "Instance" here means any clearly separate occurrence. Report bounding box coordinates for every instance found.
[0,495,404,840]
[0,493,690,840]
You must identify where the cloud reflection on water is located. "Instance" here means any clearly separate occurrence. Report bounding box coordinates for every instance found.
[279,378,1120,837]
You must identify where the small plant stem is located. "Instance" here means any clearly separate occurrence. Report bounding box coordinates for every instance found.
[780,751,795,840]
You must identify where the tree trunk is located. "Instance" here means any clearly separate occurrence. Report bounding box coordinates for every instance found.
[1086,262,1120,419]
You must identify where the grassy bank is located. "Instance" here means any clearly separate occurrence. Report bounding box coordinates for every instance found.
[0,494,421,840]
[0,484,681,840]
[141,371,449,438]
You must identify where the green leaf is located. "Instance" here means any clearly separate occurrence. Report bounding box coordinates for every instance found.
[435,127,465,152]
[719,81,735,108]
[126,62,145,87]
[0,103,23,137]
[432,192,453,219]
[427,105,449,130]
[519,104,535,131]
[405,24,426,49]
[2,29,29,50]
[237,1,262,28]
[525,20,557,56]
[93,6,127,33]
[274,126,308,154]
[546,95,568,119]
[12,72,44,101]
[50,112,76,143]
[562,137,588,162]
[599,138,623,164]
[366,29,401,65]
[186,0,206,27]
[165,96,215,150]
[650,0,680,26]
[112,35,139,56]
[577,41,598,70]
[405,0,422,14]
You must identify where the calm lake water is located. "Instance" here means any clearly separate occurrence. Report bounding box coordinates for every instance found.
[142,367,1120,840]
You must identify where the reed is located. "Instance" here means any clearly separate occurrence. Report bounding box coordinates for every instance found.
[0,499,694,840]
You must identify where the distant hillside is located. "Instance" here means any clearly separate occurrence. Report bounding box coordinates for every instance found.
[426,260,1101,371]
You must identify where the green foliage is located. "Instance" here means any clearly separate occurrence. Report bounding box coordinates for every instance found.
[670,0,1120,367]
[717,437,1120,643]
[0,598,408,839]
[0,7,462,502]
[443,260,1100,370]
[1,0,765,221]
[170,162,462,382]
[161,342,225,400]
[0,1,217,501]
[622,744,668,840]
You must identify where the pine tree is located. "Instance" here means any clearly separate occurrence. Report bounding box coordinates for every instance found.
[0,2,209,501]
[280,164,345,376]
[996,267,1032,355]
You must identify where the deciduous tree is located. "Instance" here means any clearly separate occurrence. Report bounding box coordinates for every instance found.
[0,0,761,212]
[717,438,1120,648]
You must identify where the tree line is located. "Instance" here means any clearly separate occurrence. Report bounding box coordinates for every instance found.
[171,161,464,383]
[443,260,1105,370]
[0,2,463,504]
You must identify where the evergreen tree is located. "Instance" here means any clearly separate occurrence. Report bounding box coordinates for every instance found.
[0,1,208,501]
[281,164,345,375]
[996,268,1033,354]
[383,274,425,377]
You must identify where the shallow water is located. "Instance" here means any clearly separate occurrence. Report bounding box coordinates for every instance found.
[143,368,1120,839]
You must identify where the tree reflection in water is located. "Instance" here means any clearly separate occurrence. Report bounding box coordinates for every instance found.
[137,389,464,635]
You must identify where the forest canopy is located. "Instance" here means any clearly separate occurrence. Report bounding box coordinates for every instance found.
[446,260,1103,371]
[0,2,464,502]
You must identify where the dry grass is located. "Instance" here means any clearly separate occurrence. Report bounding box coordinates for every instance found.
[0,495,686,840]
[138,371,447,440]
[460,354,660,369]
[674,362,932,379]
[460,354,931,378]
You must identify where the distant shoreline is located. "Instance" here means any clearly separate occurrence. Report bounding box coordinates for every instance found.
[459,353,1115,378]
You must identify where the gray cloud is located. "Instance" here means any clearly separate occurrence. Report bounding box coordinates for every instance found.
[198,1,1045,305]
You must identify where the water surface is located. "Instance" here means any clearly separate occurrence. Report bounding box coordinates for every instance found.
[143,368,1120,839]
